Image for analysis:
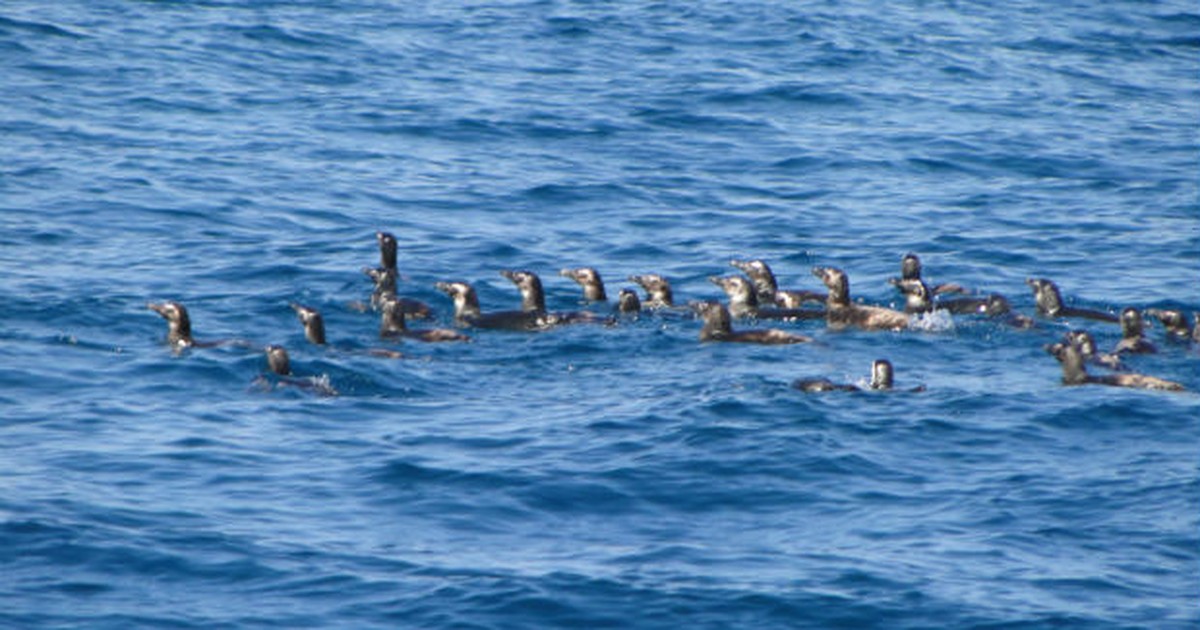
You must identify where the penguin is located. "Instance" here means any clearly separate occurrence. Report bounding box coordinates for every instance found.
[1045,336,1184,391]
[1026,278,1119,323]
[693,301,811,344]
[1065,330,1126,371]
[617,288,642,315]
[259,345,338,397]
[364,267,432,319]
[148,301,248,350]
[147,301,200,348]
[1113,308,1156,354]
[793,359,923,392]
[899,253,968,295]
[889,278,1032,327]
[499,270,606,326]
[265,344,292,376]
[291,303,328,346]
[434,281,545,331]
[811,267,910,331]
[888,278,935,314]
[379,295,469,342]
[1144,308,1196,343]
[729,259,826,308]
[708,275,824,320]
[628,274,676,309]
[289,303,403,358]
[869,359,925,392]
[560,267,607,302]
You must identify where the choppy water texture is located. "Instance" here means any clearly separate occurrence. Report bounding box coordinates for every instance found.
[3,1,1199,628]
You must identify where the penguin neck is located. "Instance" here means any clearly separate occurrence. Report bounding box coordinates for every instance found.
[305,318,326,345]
[700,308,733,340]
[583,282,606,302]
[520,279,547,313]
[1059,346,1090,385]
[457,290,482,319]
[380,305,407,335]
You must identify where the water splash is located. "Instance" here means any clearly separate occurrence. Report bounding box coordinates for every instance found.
[909,309,956,333]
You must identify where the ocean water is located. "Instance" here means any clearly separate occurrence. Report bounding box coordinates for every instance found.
[2,0,1198,628]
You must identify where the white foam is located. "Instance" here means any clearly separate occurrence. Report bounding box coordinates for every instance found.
[909,309,956,332]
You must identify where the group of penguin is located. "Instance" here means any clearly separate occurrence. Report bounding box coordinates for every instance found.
[148,231,1196,396]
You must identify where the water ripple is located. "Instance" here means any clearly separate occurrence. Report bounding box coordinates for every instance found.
[2,0,1197,628]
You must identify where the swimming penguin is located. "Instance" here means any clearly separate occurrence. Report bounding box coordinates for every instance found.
[708,275,825,320]
[1045,337,1184,391]
[1113,308,1156,354]
[1144,308,1196,343]
[364,267,432,319]
[889,278,1031,325]
[261,345,339,397]
[793,359,923,392]
[792,376,859,392]
[434,280,545,331]
[1065,330,1126,371]
[147,301,246,349]
[974,294,1036,328]
[379,295,469,342]
[290,303,328,345]
[693,301,812,344]
[811,267,911,331]
[888,278,935,314]
[290,303,403,358]
[500,269,549,313]
[1026,278,1119,323]
[890,277,982,314]
[899,253,968,295]
[869,359,925,392]
[500,270,605,326]
[729,259,826,308]
[266,344,292,375]
[148,301,198,348]
[560,267,607,302]
[617,288,642,314]
[628,274,676,309]
[949,293,1025,320]
[363,266,397,308]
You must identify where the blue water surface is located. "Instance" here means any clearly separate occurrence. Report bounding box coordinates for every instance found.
[2,1,1199,628]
